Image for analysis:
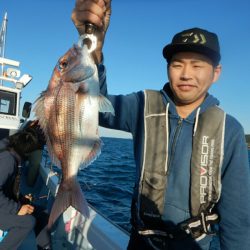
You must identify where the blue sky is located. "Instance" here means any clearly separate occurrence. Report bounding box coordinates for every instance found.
[1,0,250,137]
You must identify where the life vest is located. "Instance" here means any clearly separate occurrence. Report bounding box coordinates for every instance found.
[135,90,225,244]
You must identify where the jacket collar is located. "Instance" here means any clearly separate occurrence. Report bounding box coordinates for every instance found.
[160,83,220,122]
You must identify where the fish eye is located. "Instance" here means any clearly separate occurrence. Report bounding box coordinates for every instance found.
[58,60,68,70]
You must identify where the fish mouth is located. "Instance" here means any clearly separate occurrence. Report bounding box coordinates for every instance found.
[61,44,96,83]
[76,45,96,81]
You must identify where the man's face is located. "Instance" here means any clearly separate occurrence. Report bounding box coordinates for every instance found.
[168,52,221,108]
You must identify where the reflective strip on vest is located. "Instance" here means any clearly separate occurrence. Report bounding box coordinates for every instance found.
[191,105,225,216]
[138,90,168,227]
[138,90,225,230]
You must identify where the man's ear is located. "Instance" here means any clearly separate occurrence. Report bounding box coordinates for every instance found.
[212,64,222,83]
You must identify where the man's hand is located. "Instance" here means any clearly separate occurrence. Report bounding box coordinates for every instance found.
[18,204,34,215]
[71,0,111,63]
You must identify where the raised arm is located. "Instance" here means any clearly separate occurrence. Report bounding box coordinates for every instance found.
[71,0,111,64]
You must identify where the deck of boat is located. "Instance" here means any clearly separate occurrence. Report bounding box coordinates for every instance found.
[17,153,129,250]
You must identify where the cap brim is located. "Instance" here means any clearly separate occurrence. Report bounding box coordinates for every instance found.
[163,43,220,65]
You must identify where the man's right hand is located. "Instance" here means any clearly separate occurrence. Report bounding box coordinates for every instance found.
[18,204,34,215]
[71,0,111,63]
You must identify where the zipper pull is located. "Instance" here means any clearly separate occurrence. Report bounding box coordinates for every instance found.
[178,118,183,125]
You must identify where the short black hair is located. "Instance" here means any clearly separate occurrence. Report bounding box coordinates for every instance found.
[8,129,44,158]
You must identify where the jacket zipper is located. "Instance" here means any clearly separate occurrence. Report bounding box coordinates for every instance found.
[167,118,183,174]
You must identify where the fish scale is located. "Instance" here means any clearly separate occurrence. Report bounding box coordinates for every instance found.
[33,44,115,229]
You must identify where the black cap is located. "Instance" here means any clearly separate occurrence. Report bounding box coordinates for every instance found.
[163,28,221,65]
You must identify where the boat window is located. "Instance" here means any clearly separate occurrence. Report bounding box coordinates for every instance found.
[0,90,17,115]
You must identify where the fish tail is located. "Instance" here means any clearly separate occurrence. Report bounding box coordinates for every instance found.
[47,179,89,229]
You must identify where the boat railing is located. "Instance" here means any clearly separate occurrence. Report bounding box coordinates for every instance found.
[39,150,129,250]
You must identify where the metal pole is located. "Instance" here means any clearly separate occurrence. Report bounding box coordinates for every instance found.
[0,12,8,85]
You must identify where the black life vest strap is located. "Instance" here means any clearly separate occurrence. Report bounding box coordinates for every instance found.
[137,210,219,241]
[179,211,219,240]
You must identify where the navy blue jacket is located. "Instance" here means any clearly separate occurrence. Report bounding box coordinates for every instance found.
[0,139,20,215]
[98,64,250,250]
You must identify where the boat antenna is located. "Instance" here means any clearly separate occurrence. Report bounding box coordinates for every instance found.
[0,12,8,85]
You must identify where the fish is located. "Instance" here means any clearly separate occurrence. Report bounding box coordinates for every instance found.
[33,43,115,229]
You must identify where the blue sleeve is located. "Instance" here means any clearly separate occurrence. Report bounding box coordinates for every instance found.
[98,63,144,136]
[217,115,250,249]
[0,152,20,214]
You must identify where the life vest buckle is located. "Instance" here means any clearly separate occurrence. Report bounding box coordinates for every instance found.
[180,211,219,240]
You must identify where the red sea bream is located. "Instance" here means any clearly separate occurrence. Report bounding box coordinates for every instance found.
[34,43,114,229]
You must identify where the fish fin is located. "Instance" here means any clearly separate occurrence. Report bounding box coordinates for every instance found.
[80,138,103,169]
[47,179,89,229]
[33,92,46,123]
[99,94,115,116]
[33,92,61,167]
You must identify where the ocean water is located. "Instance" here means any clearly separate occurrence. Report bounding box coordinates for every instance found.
[78,137,135,232]
[78,137,250,233]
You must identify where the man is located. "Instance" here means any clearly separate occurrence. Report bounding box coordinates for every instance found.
[72,1,250,249]
[0,122,47,249]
